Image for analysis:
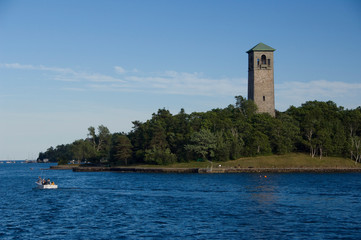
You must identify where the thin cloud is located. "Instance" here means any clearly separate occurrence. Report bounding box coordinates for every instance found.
[1,63,36,70]
[114,66,126,74]
[1,62,246,96]
[1,62,124,83]
[74,72,124,83]
[61,87,86,92]
[1,63,74,74]
[3,63,360,110]
[123,72,247,96]
[276,79,361,110]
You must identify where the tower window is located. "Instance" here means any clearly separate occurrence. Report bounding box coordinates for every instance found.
[261,55,266,64]
[263,96,266,101]
[268,59,271,65]
[257,59,259,65]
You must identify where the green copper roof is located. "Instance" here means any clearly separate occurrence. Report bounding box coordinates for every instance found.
[247,43,275,53]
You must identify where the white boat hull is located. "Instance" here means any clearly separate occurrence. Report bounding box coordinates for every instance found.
[36,182,58,189]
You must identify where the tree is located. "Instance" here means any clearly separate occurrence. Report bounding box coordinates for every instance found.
[271,113,300,154]
[343,109,361,162]
[185,129,217,160]
[286,100,347,159]
[97,125,111,153]
[37,144,72,162]
[244,129,271,156]
[144,147,177,165]
[169,108,191,162]
[71,139,96,162]
[235,95,257,119]
[228,128,244,160]
[350,136,361,163]
[213,131,231,162]
[87,125,112,163]
[316,128,332,159]
[128,120,148,163]
[149,122,169,149]
[113,135,133,165]
[88,126,96,149]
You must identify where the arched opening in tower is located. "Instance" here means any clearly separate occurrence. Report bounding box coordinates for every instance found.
[261,55,266,65]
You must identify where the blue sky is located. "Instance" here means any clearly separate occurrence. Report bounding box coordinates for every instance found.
[0,0,360,160]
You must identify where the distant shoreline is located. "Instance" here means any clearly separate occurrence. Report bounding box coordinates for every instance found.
[50,165,361,173]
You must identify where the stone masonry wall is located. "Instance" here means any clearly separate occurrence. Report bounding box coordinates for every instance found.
[248,51,275,117]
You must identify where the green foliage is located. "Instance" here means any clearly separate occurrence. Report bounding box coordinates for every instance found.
[145,147,177,165]
[58,158,68,165]
[38,144,72,162]
[271,113,300,154]
[185,129,217,160]
[112,135,133,165]
[235,95,257,119]
[244,129,272,156]
[286,101,347,158]
[38,97,361,165]
[71,139,96,162]
[87,125,112,163]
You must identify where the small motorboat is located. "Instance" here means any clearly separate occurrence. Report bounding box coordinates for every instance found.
[35,178,58,189]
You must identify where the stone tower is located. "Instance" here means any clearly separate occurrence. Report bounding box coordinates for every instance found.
[247,43,276,117]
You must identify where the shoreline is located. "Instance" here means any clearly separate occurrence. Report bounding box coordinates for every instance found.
[50,165,361,173]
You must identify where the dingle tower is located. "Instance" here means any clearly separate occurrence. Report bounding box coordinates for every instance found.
[247,43,276,117]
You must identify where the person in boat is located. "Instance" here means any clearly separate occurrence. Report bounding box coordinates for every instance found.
[47,178,51,185]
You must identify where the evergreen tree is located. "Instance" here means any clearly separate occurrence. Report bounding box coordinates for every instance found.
[113,135,133,166]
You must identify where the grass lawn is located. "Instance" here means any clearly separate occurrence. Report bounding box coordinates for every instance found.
[133,153,361,169]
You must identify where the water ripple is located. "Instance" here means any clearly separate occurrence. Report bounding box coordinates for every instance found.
[1,165,361,239]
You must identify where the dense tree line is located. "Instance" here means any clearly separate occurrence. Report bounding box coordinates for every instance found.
[38,96,361,165]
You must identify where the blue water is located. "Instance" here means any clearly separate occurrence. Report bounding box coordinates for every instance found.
[1,163,361,239]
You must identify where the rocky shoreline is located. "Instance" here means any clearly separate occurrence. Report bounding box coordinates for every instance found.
[50,165,361,173]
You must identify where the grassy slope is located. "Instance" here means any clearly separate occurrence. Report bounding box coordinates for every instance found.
[133,153,361,169]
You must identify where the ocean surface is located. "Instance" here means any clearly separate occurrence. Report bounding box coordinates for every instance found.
[1,163,361,239]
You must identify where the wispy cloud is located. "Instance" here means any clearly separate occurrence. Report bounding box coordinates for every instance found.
[276,79,361,110]
[85,73,247,96]
[1,63,73,73]
[0,62,246,96]
[114,66,126,74]
[2,63,360,110]
[114,66,139,74]
[0,63,124,83]
[121,71,247,96]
